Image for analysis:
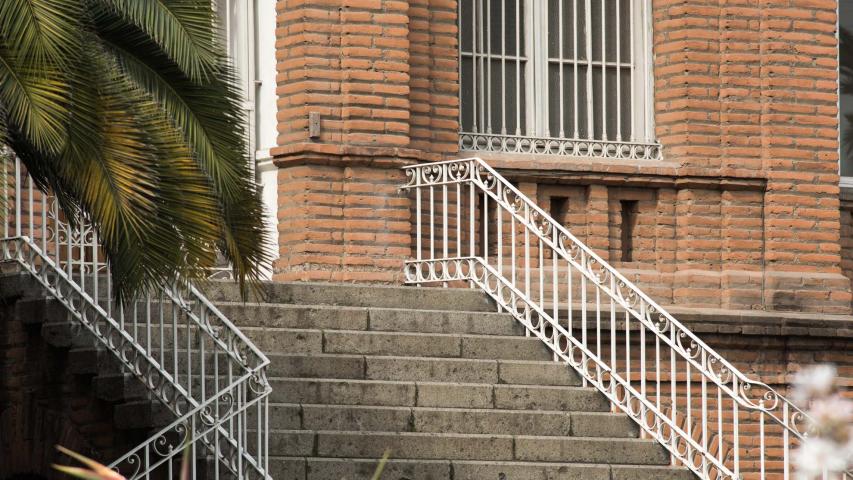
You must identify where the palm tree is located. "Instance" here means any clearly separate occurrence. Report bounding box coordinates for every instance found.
[0,0,270,300]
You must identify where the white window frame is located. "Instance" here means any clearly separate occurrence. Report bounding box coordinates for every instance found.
[215,0,279,279]
[459,0,659,160]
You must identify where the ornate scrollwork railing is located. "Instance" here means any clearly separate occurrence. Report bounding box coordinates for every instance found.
[401,157,845,480]
[1,156,271,479]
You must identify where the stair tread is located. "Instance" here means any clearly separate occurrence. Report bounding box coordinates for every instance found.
[270,429,658,442]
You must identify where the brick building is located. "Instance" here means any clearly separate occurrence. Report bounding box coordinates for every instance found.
[3,1,853,479]
[220,0,853,316]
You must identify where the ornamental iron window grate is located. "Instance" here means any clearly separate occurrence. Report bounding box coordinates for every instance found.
[459,0,660,160]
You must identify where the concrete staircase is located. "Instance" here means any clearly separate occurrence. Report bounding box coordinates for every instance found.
[206,282,695,480]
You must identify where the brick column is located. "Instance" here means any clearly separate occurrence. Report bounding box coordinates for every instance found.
[653,0,851,313]
[273,0,459,283]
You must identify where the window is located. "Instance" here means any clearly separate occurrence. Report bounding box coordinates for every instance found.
[459,0,658,159]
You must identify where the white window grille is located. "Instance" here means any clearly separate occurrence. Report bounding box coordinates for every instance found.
[459,0,660,160]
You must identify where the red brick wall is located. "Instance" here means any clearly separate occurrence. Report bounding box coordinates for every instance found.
[273,0,852,313]
[273,0,459,281]
[653,0,849,313]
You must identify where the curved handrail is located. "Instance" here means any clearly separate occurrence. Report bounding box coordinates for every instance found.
[402,157,834,479]
[1,157,271,480]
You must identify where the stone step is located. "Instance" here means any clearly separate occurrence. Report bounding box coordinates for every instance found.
[264,403,637,437]
[93,373,149,402]
[41,321,95,348]
[242,328,551,360]
[204,281,494,312]
[271,457,694,480]
[215,303,519,336]
[266,430,670,464]
[268,353,582,385]
[113,400,172,430]
[270,378,610,411]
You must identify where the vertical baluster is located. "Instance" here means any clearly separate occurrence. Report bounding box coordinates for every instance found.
[515,0,521,136]
[215,350,220,480]
[656,334,661,427]
[14,159,20,237]
[580,264,587,386]
[558,0,565,138]
[187,308,192,398]
[538,237,544,310]
[552,228,558,335]
[470,176,476,260]
[610,275,616,398]
[478,0,486,130]
[686,361,692,460]
[640,316,646,395]
[498,184,503,278]
[501,0,506,134]
[146,293,152,355]
[584,0,593,139]
[155,291,163,368]
[472,0,478,133]
[3,157,8,239]
[595,285,601,366]
[511,215,516,286]
[568,260,573,333]
[200,311,206,407]
[670,326,677,452]
[572,0,579,139]
[173,301,179,388]
[430,185,435,261]
[600,0,606,140]
[524,205,530,332]
[443,181,448,285]
[416,184,422,263]
[625,310,630,387]
[53,194,59,267]
[486,0,492,134]
[615,0,621,141]
[628,0,635,141]
[783,401,789,480]
[27,179,33,241]
[717,387,723,469]
[484,191,489,263]
[457,181,463,260]
[760,404,766,479]
[701,353,708,473]
[264,394,270,476]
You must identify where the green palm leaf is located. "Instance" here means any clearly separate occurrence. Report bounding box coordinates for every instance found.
[0,0,270,300]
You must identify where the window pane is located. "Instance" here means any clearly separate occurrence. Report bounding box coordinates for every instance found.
[458,0,649,145]
[461,0,474,52]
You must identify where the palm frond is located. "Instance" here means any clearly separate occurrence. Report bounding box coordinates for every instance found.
[96,13,271,295]
[94,0,221,82]
[2,0,269,300]
[0,0,82,66]
[0,42,70,153]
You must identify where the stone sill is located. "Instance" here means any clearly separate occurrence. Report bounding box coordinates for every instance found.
[466,151,768,190]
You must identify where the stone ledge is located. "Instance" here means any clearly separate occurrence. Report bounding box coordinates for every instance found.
[665,305,853,339]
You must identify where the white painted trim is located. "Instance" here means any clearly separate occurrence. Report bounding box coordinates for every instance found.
[840,176,853,189]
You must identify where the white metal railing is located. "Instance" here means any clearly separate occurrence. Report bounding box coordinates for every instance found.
[401,157,851,480]
[458,0,659,160]
[1,156,271,480]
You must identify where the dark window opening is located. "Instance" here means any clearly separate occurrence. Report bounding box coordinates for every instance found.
[549,196,569,227]
[620,200,638,262]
